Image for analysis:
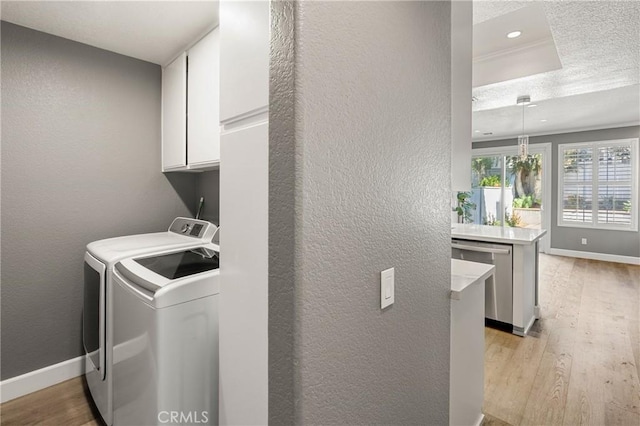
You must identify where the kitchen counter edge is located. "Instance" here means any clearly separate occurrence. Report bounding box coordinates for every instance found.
[451,224,547,245]
[451,259,495,300]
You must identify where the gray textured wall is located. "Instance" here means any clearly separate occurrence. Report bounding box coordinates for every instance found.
[268,0,296,424]
[196,171,220,225]
[473,126,640,257]
[1,22,197,380]
[275,2,452,423]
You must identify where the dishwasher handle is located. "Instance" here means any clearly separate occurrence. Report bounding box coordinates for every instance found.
[451,242,511,255]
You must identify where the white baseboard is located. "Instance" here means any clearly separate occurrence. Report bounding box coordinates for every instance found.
[548,248,640,265]
[0,355,85,403]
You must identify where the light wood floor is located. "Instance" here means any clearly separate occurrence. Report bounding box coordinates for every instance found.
[0,377,101,426]
[2,254,638,426]
[483,254,640,426]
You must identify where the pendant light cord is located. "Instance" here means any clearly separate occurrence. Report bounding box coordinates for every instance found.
[522,102,525,136]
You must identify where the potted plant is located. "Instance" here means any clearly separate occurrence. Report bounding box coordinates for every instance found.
[453,192,476,223]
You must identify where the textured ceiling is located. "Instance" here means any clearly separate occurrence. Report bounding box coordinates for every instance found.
[0,1,219,66]
[1,0,637,140]
[472,0,640,140]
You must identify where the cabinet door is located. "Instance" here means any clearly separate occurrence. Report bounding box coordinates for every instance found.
[162,53,187,171]
[219,0,269,123]
[188,29,220,167]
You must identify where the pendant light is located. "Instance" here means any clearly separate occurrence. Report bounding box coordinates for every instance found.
[517,95,530,158]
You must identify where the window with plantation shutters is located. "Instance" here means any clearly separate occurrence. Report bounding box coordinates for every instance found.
[558,139,639,231]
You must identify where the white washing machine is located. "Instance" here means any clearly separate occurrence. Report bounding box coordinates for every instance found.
[83,218,218,425]
[111,244,220,426]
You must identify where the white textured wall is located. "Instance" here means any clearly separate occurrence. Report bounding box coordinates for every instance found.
[283,1,452,423]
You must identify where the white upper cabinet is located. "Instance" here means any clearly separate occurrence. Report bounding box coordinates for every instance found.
[162,52,187,171]
[162,28,220,172]
[188,28,221,168]
[219,0,269,124]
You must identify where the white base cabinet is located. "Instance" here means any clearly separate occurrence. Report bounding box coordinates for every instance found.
[219,120,269,426]
[450,281,485,426]
[450,259,494,426]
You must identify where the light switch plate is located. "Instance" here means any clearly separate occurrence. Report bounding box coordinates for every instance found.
[381,267,395,309]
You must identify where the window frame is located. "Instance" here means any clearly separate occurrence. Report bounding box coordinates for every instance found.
[557,138,639,232]
[471,143,552,253]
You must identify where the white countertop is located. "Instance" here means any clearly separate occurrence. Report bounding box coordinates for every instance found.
[451,259,495,300]
[451,223,547,245]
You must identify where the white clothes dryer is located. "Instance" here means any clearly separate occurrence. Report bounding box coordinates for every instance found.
[111,245,220,425]
[83,218,218,425]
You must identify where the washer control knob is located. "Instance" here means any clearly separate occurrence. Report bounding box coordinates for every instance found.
[181,223,191,234]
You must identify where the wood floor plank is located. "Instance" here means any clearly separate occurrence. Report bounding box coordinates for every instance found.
[562,346,607,426]
[520,324,576,426]
[586,259,640,416]
[485,254,640,426]
[484,329,520,423]
[483,328,549,425]
[520,351,572,426]
[624,264,640,383]
[0,377,101,426]
[563,258,640,426]
[604,403,640,425]
[485,326,499,348]
[628,318,640,388]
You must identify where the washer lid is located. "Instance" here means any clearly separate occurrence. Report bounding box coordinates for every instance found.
[87,232,194,263]
[86,218,218,264]
[134,250,219,280]
[114,247,220,307]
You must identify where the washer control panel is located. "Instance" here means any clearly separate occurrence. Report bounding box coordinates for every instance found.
[169,218,216,241]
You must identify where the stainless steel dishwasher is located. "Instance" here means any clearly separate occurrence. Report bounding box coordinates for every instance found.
[451,239,513,330]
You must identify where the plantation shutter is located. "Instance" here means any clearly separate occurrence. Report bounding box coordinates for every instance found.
[597,144,633,226]
[559,139,637,230]
[561,147,593,224]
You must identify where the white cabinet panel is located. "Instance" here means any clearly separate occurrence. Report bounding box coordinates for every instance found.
[219,0,269,123]
[219,120,268,426]
[162,52,187,171]
[218,3,270,422]
[450,269,485,426]
[188,28,221,167]
[451,0,472,191]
